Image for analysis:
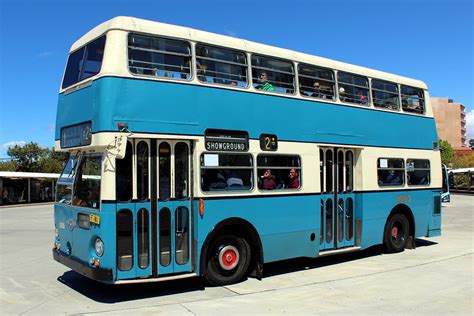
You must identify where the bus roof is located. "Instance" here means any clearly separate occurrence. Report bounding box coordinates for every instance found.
[70,16,428,90]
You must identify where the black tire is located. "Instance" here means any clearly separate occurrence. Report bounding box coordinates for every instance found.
[205,234,251,286]
[384,213,409,253]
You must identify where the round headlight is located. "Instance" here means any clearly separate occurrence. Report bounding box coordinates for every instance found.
[95,238,104,257]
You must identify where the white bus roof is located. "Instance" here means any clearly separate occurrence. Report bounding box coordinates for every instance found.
[70,16,428,90]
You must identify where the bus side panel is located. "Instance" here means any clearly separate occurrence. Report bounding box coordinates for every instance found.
[197,195,321,265]
[358,190,437,249]
[57,78,439,151]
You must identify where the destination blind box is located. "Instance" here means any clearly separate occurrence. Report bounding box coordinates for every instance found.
[205,129,249,152]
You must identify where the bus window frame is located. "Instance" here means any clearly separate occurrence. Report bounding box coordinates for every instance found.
[71,152,103,210]
[195,42,249,89]
[406,158,431,186]
[62,34,107,90]
[199,152,255,194]
[297,63,336,101]
[377,157,405,187]
[371,78,401,111]
[250,53,296,95]
[337,71,370,106]
[127,32,193,82]
[401,85,425,115]
[256,153,303,192]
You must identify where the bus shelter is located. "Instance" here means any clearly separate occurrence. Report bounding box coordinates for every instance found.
[0,171,59,206]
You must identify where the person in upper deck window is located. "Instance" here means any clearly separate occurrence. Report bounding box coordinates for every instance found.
[356,89,368,104]
[255,71,275,91]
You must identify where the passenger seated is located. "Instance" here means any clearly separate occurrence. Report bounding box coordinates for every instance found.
[255,71,275,91]
[209,170,227,190]
[226,170,243,187]
[287,168,300,189]
[261,169,276,190]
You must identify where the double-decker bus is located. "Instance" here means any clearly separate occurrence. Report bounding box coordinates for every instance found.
[53,16,442,285]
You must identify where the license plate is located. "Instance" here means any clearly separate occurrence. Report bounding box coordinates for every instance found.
[89,214,100,225]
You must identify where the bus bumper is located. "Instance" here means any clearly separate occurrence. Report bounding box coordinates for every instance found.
[53,250,113,282]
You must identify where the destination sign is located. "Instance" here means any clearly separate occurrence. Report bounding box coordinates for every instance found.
[61,121,92,149]
[205,129,249,152]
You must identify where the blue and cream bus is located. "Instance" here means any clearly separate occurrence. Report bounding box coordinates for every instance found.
[53,16,442,285]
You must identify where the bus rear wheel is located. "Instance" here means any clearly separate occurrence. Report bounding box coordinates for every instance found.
[384,213,409,253]
[206,234,251,286]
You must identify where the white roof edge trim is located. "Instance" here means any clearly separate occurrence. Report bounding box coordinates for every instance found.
[69,16,427,89]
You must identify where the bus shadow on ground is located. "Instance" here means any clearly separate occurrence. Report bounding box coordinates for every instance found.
[57,238,437,303]
[57,272,206,303]
[262,238,438,278]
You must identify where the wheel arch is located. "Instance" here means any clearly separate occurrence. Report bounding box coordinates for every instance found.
[200,217,264,279]
[384,204,416,248]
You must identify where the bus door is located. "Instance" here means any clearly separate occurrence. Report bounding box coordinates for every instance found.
[319,148,355,251]
[156,141,192,275]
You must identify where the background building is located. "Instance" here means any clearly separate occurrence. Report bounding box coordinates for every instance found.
[431,97,467,149]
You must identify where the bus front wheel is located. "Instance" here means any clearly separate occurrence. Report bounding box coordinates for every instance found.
[384,213,409,253]
[205,234,251,286]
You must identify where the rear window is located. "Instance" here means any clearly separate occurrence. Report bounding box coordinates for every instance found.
[62,35,106,89]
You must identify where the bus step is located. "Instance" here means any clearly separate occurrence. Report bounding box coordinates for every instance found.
[319,246,361,257]
[114,272,197,285]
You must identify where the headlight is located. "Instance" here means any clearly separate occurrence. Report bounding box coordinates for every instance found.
[95,238,104,257]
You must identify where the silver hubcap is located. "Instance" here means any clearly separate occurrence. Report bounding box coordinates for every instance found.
[218,245,239,270]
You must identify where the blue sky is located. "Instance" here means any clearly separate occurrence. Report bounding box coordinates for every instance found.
[0,0,472,158]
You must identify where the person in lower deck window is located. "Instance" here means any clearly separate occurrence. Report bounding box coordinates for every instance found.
[287,168,300,189]
[226,170,243,187]
[261,169,276,190]
[255,71,275,91]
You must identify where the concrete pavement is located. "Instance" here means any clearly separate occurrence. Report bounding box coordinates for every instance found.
[0,195,472,315]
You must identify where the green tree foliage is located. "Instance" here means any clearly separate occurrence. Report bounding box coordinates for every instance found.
[439,139,454,166]
[453,152,474,168]
[5,142,67,173]
[0,160,17,171]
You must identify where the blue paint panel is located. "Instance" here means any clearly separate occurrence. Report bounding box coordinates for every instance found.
[195,189,441,265]
[54,203,117,281]
[56,77,438,149]
[196,195,321,264]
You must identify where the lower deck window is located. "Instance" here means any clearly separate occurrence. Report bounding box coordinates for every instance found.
[257,155,301,190]
[200,153,253,192]
[377,158,404,186]
[407,159,430,185]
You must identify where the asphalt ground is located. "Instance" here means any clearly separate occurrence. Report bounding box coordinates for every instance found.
[0,195,472,315]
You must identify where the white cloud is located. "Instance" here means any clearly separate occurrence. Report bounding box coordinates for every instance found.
[466,110,474,144]
[1,141,26,149]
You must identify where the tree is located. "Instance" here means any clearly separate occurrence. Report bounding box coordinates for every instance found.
[453,153,474,169]
[439,139,454,166]
[6,142,67,173]
[0,160,17,171]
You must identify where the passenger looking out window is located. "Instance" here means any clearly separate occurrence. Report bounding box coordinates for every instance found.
[255,71,275,91]
[288,168,300,189]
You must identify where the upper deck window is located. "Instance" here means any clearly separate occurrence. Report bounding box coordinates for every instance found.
[372,79,400,110]
[196,44,248,87]
[128,34,191,80]
[62,35,106,89]
[251,55,295,94]
[337,72,369,105]
[298,64,335,100]
[401,85,424,114]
